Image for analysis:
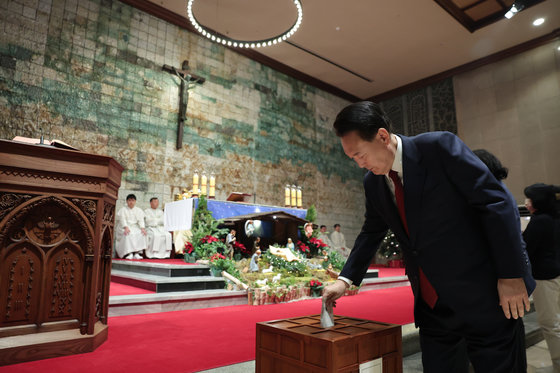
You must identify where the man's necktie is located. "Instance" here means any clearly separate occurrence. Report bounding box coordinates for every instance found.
[389,170,438,309]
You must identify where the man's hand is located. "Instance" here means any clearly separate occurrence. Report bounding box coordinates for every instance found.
[124,227,130,235]
[497,278,530,319]
[322,279,348,308]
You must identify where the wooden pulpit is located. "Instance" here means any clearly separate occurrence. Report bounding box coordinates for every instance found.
[0,139,124,365]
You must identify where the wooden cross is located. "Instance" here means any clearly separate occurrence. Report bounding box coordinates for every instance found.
[162,60,205,149]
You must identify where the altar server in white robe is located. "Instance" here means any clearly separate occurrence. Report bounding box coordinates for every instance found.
[330,223,349,258]
[115,194,147,259]
[144,197,172,259]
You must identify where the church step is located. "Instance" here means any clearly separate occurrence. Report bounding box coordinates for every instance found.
[108,289,248,317]
[111,270,226,293]
[364,269,380,278]
[112,259,211,277]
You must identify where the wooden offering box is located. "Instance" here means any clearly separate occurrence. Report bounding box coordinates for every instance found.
[256,314,402,373]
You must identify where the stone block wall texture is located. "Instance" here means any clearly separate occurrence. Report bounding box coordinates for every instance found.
[454,40,560,204]
[0,0,367,246]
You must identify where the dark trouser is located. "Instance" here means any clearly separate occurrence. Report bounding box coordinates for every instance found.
[416,298,527,373]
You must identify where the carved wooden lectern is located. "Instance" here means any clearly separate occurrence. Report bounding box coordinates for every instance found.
[0,139,123,365]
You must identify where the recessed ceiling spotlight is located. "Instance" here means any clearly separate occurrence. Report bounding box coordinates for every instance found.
[504,5,519,19]
[533,17,545,26]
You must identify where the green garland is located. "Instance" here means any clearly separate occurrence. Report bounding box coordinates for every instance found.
[261,250,309,277]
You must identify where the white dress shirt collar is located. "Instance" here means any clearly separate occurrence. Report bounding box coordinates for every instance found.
[391,134,403,176]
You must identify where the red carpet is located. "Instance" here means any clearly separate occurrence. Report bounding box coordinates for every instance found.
[109,282,155,296]
[376,267,405,278]
[1,286,414,373]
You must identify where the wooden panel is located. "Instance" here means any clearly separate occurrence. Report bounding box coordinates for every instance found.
[280,334,301,360]
[383,352,402,373]
[43,242,84,322]
[334,342,358,368]
[0,139,123,366]
[304,339,329,368]
[256,315,402,372]
[259,329,278,352]
[359,334,381,361]
[0,242,44,327]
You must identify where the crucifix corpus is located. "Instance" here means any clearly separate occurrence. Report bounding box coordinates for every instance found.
[162,60,205,150]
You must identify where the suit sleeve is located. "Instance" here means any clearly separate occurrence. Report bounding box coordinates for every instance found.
[437,132,527,278]
[339,176,389,285]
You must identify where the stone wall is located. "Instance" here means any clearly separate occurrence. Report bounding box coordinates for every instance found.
[454,40,560,203]
[0,0,367,246]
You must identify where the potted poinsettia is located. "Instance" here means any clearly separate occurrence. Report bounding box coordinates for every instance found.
[208,253,241,280]
[209,253,227,276]
[309,279,324,297]
[233,241,251,260]
[296,241,311,258]
[184,242,196,263]
[195,235,227,259]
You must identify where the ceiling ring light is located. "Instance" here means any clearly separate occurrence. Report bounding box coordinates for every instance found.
[186,0,303,48]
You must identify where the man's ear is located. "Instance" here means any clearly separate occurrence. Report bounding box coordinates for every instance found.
[377,128,391,144]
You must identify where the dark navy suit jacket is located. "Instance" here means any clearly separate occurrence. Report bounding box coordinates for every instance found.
[340,132,535,321]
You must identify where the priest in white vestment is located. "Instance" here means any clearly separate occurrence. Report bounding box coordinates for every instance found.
[115,194,147,259]
[318,225,333,248]
[144,197,172,259]
[329,223,349,258]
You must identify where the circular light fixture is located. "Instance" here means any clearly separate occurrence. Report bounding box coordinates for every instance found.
[186,0,303,48]
[532,17,545,26]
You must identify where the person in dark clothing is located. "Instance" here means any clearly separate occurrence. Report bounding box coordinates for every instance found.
[524,183,560,372]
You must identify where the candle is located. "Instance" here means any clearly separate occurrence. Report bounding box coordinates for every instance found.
[209,174,215,198]
[291,185,297,207]
[285,185,291,206]
[296,186,302,208]
[201,173,207,195]
[192,171,199,195]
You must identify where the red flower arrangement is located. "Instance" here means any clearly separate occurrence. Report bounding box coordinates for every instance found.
[233,241,251,256]
[309,279,323,289]
[210,253,226,262]
[296,240,310,254]
[201,235,219,243]
[309,237,328,249]
[184,242,194,254]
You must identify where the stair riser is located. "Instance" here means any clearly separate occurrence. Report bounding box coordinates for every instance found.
[111,275,225,293]
[112,263,210,277]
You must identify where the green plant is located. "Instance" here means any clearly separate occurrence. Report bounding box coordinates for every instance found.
[261,250,309,277]
[209,253,241,279]
[190,195,229,259]
[322,249,346,271]
[305,204,317,223]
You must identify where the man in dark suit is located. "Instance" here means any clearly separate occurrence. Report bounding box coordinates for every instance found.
[323,101,535,372]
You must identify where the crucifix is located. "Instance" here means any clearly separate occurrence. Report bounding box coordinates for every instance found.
[162,60,205,149]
